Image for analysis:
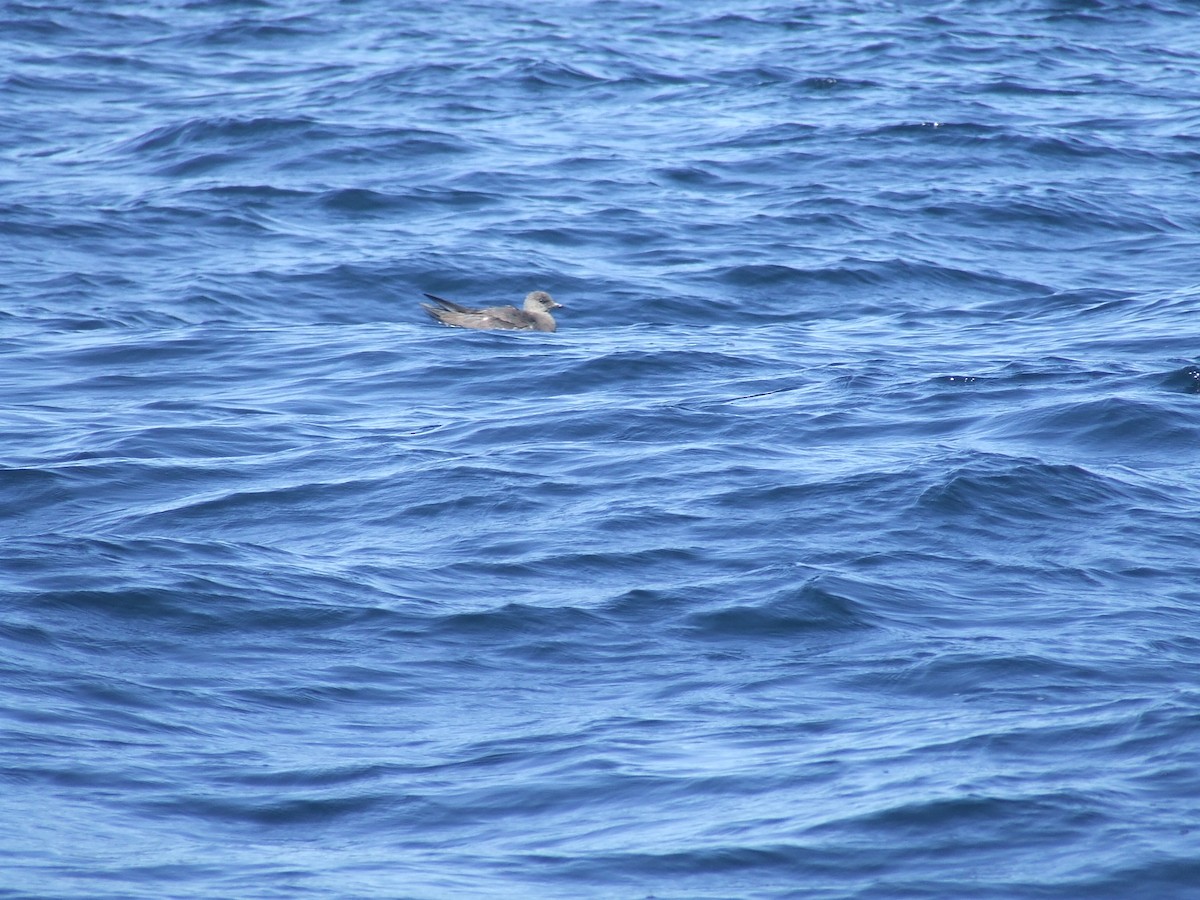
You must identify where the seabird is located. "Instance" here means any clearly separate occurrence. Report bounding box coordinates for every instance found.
[420,291,564,332]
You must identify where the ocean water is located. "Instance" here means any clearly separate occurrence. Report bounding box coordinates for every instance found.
[2,1,1199,897]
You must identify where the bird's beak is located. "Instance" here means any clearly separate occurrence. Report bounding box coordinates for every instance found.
[552,301,565,309]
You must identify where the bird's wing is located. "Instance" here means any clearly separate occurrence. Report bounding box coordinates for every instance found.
[478,306,537,328]
[422,293,476,313]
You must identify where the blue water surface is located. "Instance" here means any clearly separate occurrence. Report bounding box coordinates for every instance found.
[2,1,1200,897]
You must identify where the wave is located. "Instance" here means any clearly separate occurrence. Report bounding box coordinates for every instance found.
[5,1,1200,897]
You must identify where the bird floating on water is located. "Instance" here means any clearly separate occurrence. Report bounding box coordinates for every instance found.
[420,291,564,332]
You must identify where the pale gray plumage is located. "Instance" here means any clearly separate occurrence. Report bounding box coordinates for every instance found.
[420,291,564,332]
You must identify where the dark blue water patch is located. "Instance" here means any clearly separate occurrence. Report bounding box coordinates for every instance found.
[121,115,330,174]
[980,78,1086,98]
[150,789,395,829]
[1037,0,1194,26]
[513,58,617,91]
[1160,364,1200,394]
[189,183,312,205]
[919,188,1187,237]
[982,395,1200,457]
[0,467,72,520]
[851,650,1116,702]
[103,196,278,240]
[421,601,662,668]
[861,121,1164,170]
[317,187,418,214]
[0,9,74,41]
[11,577,219,633]
[683,578,881,640]
[800,75,877,92]
[916,457,1149,520]
[9,273,145,318]
[725,257,1049,305]
[3,68,136,99]
[182,0,273,9]
[0,200,113,240]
